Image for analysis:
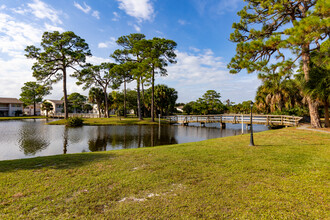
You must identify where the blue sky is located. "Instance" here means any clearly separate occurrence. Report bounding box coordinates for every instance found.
[0,0,260,103]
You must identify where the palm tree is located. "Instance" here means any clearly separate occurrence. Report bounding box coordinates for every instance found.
[41,101,53,117]
[88,88,104,118]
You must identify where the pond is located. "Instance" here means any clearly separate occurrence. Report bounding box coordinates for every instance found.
[0,119,268,161]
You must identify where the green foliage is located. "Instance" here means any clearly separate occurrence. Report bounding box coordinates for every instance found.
[228,0,328,74]
[66,117,84,127]
[41,101,53,117]
[183,90,226,115]
[255,73,304,114]
[144,84,178,116]
[228,0,329,127]
[88,87,105,117]
[66,93,87,113]
[25,31,91,118]
[73,63,122,118]
[20,82,50,110]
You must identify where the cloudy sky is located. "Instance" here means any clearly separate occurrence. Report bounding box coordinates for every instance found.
[0,0,260,104]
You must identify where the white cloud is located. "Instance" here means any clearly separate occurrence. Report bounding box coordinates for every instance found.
[91,10,100,19]
[116,0,154,22]
[73,2,100,19]
[133,24,141,32]
[98,43,108,48]
[73,2,91,14]
[0,13,43,55]
[0,5,6,10]
[27,0,62,24]
[11,7,29,15]
[44,23,65,32]
[98,37,117,49]
[189,47,200,52]
[178,19,186,25]
[157,49,260,103]
[112,12,120,21]
[0,55,36,98]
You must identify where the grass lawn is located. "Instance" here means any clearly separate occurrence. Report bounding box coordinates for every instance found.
[0,128,329,219]
[48,117,169,125]
[0,116,46,120]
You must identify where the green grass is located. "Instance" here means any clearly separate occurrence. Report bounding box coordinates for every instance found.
[0,128,329,219]
[48,117,169,125]
[0,116,46,120]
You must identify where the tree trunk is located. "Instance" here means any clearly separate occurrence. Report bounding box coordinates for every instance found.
[97,102,101,118]
[63,68,68,119]
[302,47,321,128]
[33,100,36,116]
[103,88,108,118]
[141,81,147,118]
[151,67,155,122]
[324,100,329,128]
[124,80,127,118]
[137,78,142,120]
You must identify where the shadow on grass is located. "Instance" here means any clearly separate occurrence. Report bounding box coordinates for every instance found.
[0,152,114,173]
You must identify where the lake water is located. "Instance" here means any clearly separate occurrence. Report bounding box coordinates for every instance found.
[0,119,268,161]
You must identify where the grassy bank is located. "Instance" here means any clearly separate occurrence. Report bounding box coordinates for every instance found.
[48,117,169,125]
[0,128,329,219]
[0,116,46,120]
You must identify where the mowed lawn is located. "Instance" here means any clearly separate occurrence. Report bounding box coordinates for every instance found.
[0,128,329,219]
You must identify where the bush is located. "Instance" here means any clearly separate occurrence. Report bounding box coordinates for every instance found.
[66,117,84,127]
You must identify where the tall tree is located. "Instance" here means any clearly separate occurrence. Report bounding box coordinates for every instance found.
[228,0,329,128]
[111,33,147,120]
[113,63,134,117]
[25,31,91,119]
[142,38,177,121]
[88,87,104,118]
[299,50,330,127]
[20,81,50,116]
[202,90,222,113]
[73,63,121,118]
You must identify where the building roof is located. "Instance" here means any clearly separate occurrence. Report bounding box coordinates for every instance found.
[0,97,23,104]
[46,99,64,104]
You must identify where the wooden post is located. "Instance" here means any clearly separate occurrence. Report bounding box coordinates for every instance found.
[267,116,269,126]
[241,114,244,134]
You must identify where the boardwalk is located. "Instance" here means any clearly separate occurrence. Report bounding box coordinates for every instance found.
[164,114,303,127]
[49,113,100,118]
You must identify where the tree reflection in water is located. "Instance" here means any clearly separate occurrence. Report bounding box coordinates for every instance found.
[63,126,68,154]
[18,123,49,156]
[86,125,178,151]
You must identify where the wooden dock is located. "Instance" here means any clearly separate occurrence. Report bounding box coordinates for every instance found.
[163,114,303,127]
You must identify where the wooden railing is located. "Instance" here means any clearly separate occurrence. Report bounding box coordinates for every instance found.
[163,114,303,127]
[49,113,101,118]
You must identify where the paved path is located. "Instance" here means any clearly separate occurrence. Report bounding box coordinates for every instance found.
[297,124,330,133]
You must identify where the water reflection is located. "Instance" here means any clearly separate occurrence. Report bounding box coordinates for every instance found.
[63,126,68,154]
[0,120,268,161]
[18,123,50,156]
[86,125,178,151]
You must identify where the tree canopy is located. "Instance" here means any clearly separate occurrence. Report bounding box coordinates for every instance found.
[20,81,50,115]
[25,31,91,119]
[228,0,329,127]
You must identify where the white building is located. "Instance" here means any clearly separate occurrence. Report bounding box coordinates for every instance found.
[23,104,41,116]
[41,100,64,116]
[0,97,24,117]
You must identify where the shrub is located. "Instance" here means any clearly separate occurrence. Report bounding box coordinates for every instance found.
[66,117,83,127]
